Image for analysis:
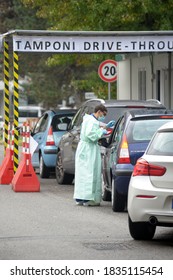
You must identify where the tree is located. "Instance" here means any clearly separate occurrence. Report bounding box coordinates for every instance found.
[20,0,173,103]
[1,0,72,107]
[21,0,173,31]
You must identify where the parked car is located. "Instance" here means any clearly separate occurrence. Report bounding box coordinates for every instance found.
[31,109,77,178]
[55,98,166,185]
[128,121,173,240]
[101,109,173,212]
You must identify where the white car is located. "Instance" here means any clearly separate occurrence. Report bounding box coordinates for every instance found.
[128,121,173,240]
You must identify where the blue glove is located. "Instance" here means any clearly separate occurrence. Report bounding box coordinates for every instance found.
[102,129,108,135]
[106,120,115,128]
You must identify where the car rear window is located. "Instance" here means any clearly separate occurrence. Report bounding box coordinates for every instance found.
[126,119,173,142]
[147,131,173,155]
[52,114,74,132]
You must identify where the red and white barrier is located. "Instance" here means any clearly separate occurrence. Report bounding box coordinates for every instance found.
[0,123,14,184]
[11,122,40,192]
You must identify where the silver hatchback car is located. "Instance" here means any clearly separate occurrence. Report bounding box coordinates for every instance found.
[128,121,173,240]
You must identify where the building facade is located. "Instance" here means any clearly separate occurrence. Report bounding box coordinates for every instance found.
[117,53,173,109]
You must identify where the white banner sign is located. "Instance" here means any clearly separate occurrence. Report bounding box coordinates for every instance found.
[13,35,173,53]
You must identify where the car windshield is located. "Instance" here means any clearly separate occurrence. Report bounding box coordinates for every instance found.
[127,118,173,142]
[147,131,173,155]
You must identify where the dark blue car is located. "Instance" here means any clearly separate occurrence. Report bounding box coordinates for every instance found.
[101,109,173,212]
[31,109,76,178]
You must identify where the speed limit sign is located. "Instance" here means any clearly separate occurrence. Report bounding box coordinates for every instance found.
[98,59,117,82]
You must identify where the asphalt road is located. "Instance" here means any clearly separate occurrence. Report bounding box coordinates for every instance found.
[0,146,173,260]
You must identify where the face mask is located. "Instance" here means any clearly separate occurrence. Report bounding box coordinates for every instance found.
[98,116,105,122]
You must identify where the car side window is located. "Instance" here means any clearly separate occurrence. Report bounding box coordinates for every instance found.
[147,132,173,155]
[111,117,124,143]
[70,107,85,129]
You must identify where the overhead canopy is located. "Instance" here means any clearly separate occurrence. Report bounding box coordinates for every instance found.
[1,29,173,53]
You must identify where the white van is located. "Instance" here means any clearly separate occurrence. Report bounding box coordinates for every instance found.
[18,105,45,128]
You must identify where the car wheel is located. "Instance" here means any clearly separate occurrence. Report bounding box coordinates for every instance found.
[128,215,156,240]
[102,174,111,201]
[55,151,74,184]
[39,154,50,178]
[112,178,126,212]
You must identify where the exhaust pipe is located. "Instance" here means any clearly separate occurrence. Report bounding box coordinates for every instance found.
[149,216,158,225]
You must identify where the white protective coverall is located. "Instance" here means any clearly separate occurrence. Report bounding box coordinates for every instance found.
[73,113,104,203]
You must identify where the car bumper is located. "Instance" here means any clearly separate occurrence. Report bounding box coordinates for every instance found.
[44,146,57,154]
[128,176,173,225]
[112,163,133,195]
[113,163,133,176]
[32,146,57,168]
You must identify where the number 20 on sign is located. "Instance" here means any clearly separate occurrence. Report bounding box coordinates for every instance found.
[98,59,117,83]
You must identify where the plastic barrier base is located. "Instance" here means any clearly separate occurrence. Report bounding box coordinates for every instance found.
[0,148,14,184]
[11,154,40,192]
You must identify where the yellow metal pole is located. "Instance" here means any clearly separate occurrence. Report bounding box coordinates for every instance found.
[13,51,19,173]
[3,39,10,152]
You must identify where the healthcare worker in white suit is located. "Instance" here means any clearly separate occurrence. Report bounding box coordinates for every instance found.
[73,104,115,206]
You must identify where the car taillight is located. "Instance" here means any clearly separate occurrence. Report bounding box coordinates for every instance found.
[160,116,173,118]
[118,134,130,164]
[132,158,166,176]
[46,126,55,146]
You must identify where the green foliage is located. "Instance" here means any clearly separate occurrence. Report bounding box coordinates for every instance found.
[21,0,173,31]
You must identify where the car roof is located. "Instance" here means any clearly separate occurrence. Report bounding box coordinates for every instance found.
[44,109,77,115]
[104,99,165,108]
[82,98,166,108]
[54,109,77,114]
[123,109,173,119]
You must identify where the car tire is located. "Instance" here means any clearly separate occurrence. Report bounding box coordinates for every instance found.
[112,178,126,212]
[128,215,156,240]
[55,151,74,184]
[39,154,50,178]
